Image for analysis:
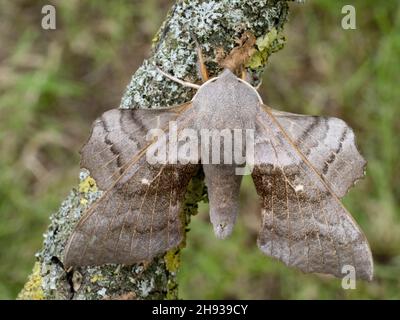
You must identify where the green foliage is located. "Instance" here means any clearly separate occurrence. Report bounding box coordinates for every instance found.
[0,0,399,299]
[247,28,286,69]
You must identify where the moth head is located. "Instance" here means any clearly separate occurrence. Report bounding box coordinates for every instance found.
[218,31,256,75]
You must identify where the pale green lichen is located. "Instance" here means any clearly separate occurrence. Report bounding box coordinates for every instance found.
[17,262,45,300]
[90,274,105,283]
[20,0,294,300]
[164,249,181,274]
[78,174,98,206]
[247,28,286,69]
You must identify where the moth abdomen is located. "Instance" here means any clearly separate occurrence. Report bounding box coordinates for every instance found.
[203,164,242,239]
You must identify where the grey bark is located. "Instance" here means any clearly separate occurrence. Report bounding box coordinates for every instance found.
[19,0,294,300]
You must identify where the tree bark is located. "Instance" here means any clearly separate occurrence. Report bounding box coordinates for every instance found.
[18,0,294,300]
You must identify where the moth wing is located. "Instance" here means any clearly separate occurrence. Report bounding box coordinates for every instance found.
[80,102,192,191]
[270,108,366,198]
[252,104,373,280]
[64,103,200,267]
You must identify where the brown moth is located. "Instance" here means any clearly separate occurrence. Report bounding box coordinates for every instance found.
[64,35,373,281]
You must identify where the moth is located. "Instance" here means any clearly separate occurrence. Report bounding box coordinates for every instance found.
[64,34,373,281]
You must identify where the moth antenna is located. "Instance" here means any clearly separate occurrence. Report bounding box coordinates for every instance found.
[189,30,209,82]
[156,66,201,89]
[240,68,250,82]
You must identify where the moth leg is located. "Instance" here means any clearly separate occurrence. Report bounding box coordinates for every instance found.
[156,66,201,89]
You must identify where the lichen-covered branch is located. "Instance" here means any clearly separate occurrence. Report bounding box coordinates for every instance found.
[19,0,294,300]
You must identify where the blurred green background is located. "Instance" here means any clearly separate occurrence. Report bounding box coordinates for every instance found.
[0,0,399,299]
